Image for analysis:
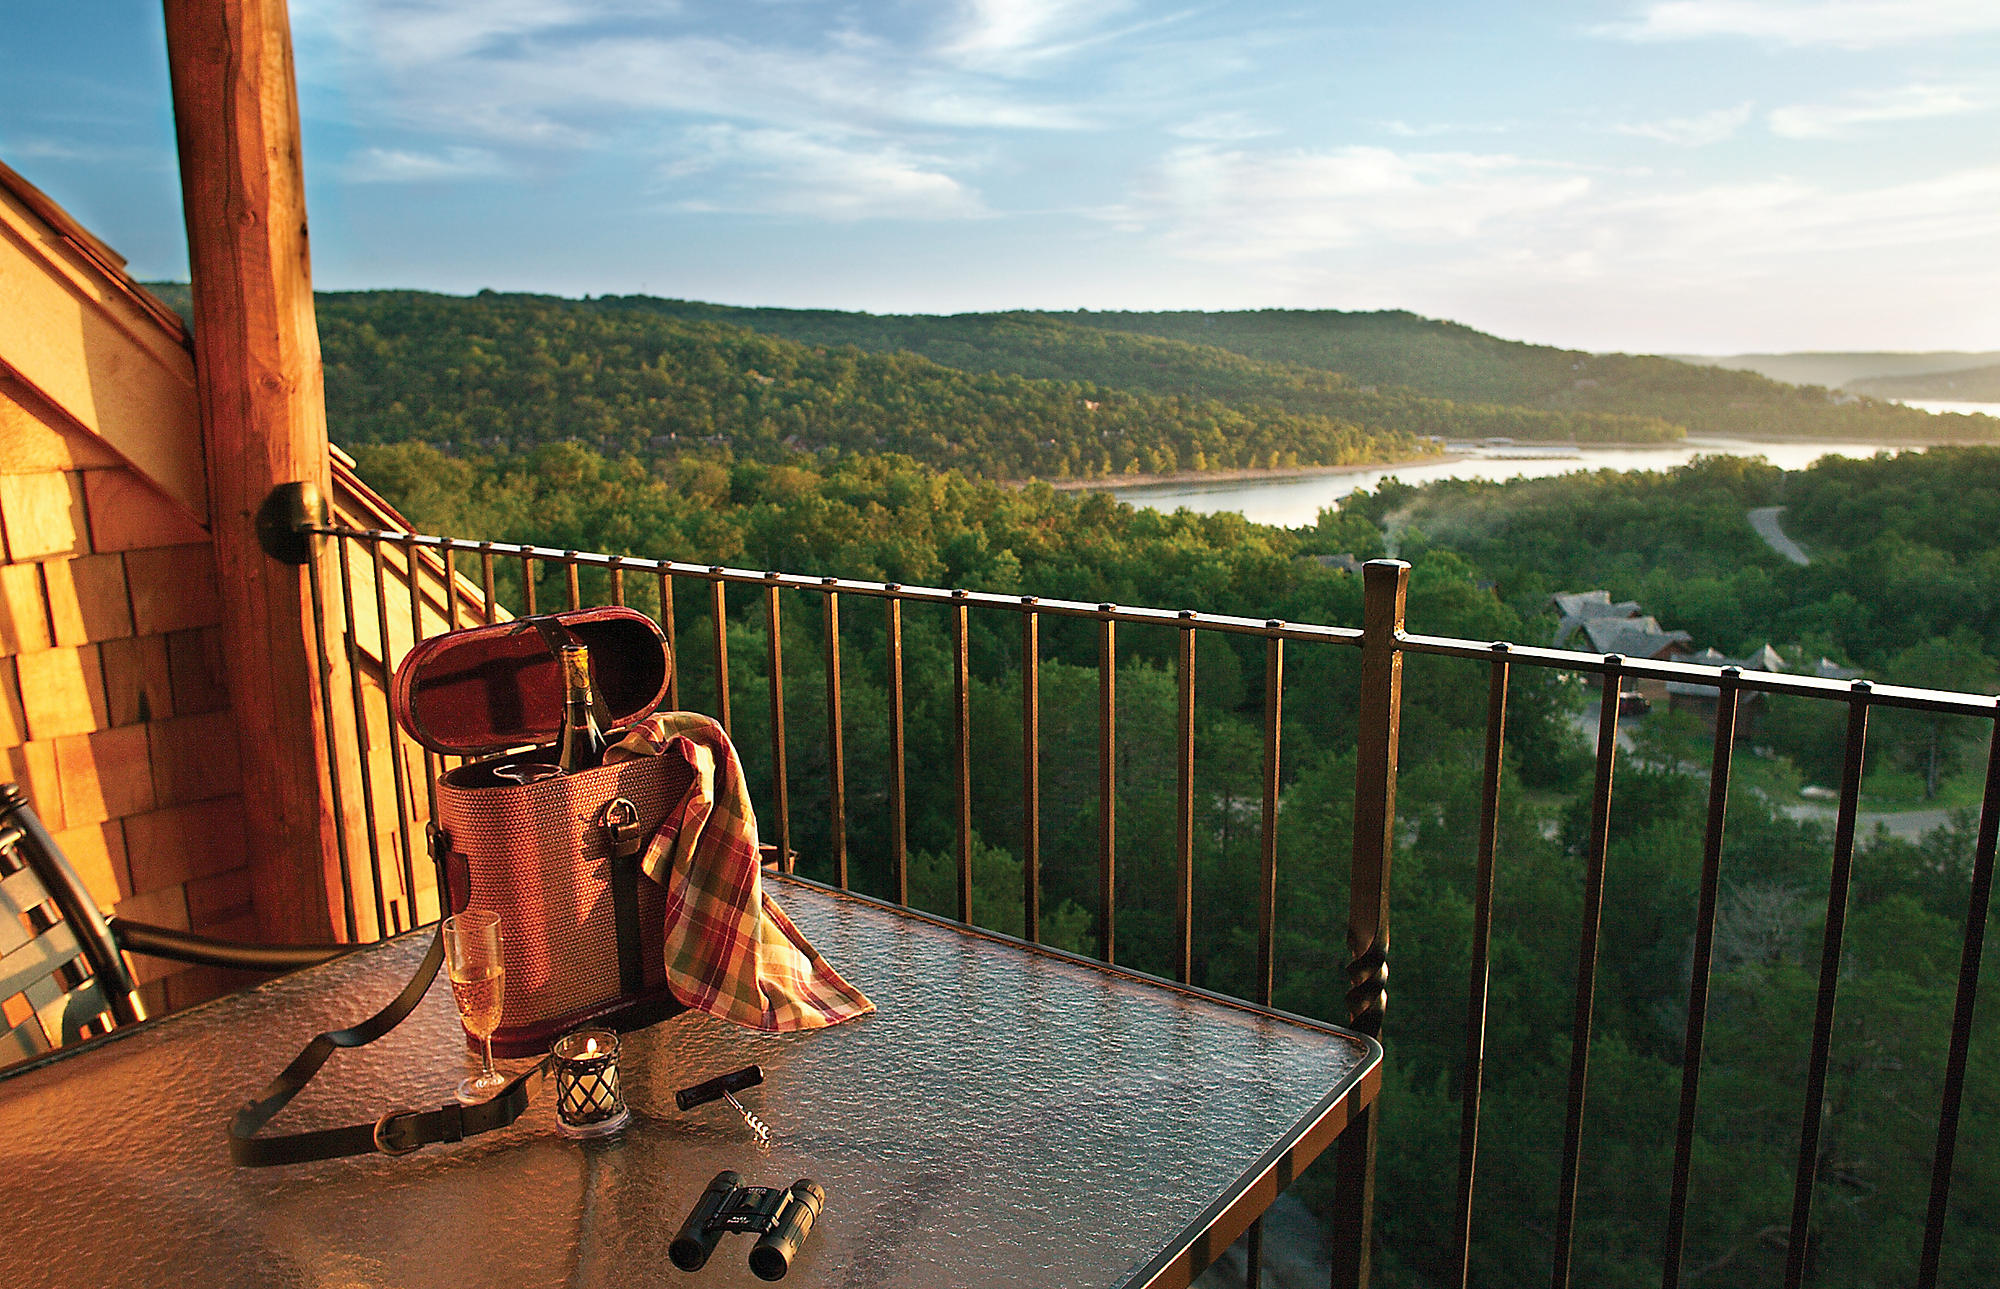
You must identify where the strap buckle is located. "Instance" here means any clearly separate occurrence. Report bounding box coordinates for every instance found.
[373,1109,424,1156]
[602,797,644,860]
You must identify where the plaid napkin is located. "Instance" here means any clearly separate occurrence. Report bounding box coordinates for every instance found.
[606,713,874,1031]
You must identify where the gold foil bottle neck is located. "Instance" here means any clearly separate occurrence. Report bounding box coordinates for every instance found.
[560,644,593,696]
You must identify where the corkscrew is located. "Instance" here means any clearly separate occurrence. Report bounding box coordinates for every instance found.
[676,1064,772,1146]
[730,1095,772,1147]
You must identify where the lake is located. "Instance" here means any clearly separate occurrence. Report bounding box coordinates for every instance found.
[1901,399,2000,416]
[1110,414,1998,528]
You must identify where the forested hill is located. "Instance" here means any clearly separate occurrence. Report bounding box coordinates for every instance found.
[603,298,1682,445]
[303,290,1434,480]
[1057,308,1996,441]
[144,284,1998,466]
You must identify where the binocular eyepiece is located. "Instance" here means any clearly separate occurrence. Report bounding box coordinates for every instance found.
[670,1171,825,1281]
[669,1171,740,1272]
[749,1180,824,1281]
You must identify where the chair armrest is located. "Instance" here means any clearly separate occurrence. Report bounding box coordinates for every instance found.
[108,917,350,972]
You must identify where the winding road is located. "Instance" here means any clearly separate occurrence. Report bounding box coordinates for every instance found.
[1782,803,1957,841]
[1749,506,1810,565]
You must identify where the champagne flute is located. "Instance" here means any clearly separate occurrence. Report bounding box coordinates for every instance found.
[443,910,506,1103]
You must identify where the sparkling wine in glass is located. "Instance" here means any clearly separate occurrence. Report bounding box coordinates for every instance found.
[443,910,507,1104]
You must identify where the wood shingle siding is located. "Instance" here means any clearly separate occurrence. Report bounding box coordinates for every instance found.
[17,645,111,740]
[124,542,223,636]
[46,552,136,643]
[122,798,249,894]
[4,742,63,832]
[163,627,228,715]
[3,154,493,1016]
[0,657,24,744]
[0,381,250,1013]
[0,562,51,653]
[186,863,254,925]
[80,468,209,552]
[55,723,156,823]
[100,633,174,726]
[147,709,242,807]
[0,471,91,560]
[49,818,128,910]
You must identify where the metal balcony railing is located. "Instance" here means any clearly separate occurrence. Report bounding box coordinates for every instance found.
[303,525,2000,1289]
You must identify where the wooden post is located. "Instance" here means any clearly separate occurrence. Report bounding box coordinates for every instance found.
[1330,558,1409,1289]
[163,0,346,942]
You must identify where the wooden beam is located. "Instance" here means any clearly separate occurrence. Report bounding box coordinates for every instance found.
[163,0,348,943]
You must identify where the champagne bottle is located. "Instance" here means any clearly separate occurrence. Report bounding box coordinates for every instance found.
[556,643,608,772]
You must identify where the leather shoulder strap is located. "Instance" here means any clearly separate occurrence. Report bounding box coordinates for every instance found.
[228,931,543,1166]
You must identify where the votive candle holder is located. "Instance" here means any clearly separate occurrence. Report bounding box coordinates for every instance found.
[551,1028,630,1139]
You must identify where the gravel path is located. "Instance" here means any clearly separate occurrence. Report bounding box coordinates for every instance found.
[1749,506,1810,565]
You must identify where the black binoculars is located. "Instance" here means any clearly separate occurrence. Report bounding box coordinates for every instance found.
[670,1171,825,1281]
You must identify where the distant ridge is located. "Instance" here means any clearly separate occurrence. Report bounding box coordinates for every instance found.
[621,298,1999,441]
[1848,362,2000,403]
[606,298,1683,445]
[1673,350,2000,392]
[605,299,1997,442]
[1058,310,1992,440]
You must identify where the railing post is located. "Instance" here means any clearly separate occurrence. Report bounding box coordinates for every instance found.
[1331,558,1408,1289]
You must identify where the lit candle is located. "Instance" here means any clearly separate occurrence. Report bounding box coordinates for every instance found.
[552,1028,629,1138]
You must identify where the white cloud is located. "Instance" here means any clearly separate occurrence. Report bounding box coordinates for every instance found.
[663,127,986,220]
[1589,166,2000,264]
[1213,162,2000,352]
[1112,144,1593,262]
[944,0,1099,66]
[292,0,620,69]
[1382,120,1516,139]
[938,0,1163,75]
[1170,112,1276,141]
[1598,0,2000,48]
[497,35,1092,135]
[298,8,1094,150]
[282,0,1170,235]
[1107,136,2000,316]
[1769,84,1985,138]
[0,138,169,167]
[1613,102,1754,146]
[340,145,510,183]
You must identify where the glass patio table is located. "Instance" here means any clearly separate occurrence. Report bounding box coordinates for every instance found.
[0,877,1380,1288]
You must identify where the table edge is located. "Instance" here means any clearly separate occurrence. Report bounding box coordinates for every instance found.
[767,875,1389,1289]
[770,873,1382,1049]
[1122,1056,1383,1289]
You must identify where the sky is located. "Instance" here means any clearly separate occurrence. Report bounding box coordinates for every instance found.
[5,1,1999,356]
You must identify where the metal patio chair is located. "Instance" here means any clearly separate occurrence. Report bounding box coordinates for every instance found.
[0,784,347,1069]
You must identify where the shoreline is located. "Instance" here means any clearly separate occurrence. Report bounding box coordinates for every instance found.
[1680,432,1989,447]
[1033,431,1988,494]
[1038,452,1466,492]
